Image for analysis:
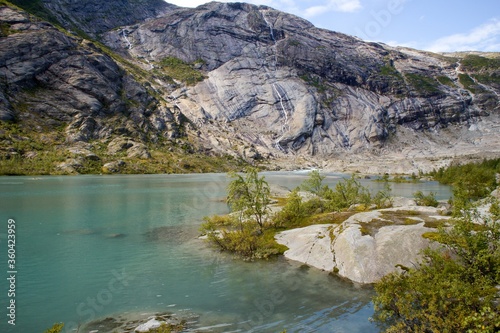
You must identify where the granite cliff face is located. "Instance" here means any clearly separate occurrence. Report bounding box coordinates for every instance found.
[1,0,500,174]
[102,1,500,160]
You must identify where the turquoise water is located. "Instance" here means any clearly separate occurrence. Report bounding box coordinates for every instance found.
[0,173,451,333]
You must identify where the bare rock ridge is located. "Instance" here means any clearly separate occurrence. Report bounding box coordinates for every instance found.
[1,0,500,172]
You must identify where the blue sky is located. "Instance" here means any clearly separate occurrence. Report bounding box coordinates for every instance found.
[165,0,500,52]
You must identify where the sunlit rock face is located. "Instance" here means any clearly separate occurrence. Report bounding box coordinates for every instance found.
[2,1,500,168]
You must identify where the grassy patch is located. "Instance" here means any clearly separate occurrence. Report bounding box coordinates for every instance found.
[288,39,302,46]
[376,174,420,183]
[156,57,205,86]
[357,210,445,237]
[359,218,392,237]
[405,73,442,96]
[421,231,441,241]
[436,75,456,88]
[458,73,479,93]
[461,55,500,71]
[473,73,500,85]
[380,64,402,78]
[0,22,11,37]
[304,211,356,227]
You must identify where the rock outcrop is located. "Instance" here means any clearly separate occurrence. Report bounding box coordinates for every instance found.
[276,204,451,284]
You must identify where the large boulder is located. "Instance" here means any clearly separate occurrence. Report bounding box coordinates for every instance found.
[276,206,450,284]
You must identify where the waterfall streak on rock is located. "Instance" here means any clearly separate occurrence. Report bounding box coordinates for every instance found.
[261,10,291,153]
[122,29,132,49]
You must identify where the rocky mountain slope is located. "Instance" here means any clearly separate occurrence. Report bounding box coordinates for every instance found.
[1,0,500,174]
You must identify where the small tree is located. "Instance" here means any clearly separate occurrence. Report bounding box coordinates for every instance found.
[301,170,326,196]
[227,168,270,231]
[325,175,371,211]
[373,179,393,208]
[272,188,305,228]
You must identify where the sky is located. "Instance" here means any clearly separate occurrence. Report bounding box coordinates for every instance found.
[163,0,500,53]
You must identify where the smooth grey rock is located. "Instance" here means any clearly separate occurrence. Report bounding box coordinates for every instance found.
[275,225,335,272]
[67,146,99,161]
[1,2,499,172]
[107,137,134,155]
[0,5,179,158]
[57,158,83,174]
[127,143,151,159]
[134,318,162,333]
[41,0,176,37]
[276,206,450,284]
[102,160,125,173]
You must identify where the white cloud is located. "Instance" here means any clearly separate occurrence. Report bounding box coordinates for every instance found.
[426,19,500,52]
[304,0,362,17]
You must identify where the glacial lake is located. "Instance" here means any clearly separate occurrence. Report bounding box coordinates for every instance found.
[0,172,451,333]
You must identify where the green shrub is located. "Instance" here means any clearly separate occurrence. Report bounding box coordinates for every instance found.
[202,220,286,259]
[437,75,456,87]
[414,190,439,207]
[461,55,500,71]
[373,213,500,332]
[431,158,499,205]
[227,168,270,231]
[324,175,372,211]
[272,189,306,228]
[379,64,401,78]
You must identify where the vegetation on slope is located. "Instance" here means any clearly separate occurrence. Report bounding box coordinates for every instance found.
[0,121,248,175]
[155,57,206,86]
[373,160,500,333]
[461,55,500,71]
[460,55,500,87]
[405,73,442,97]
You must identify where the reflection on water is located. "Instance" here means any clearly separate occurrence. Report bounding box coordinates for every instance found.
[0,173,451,333]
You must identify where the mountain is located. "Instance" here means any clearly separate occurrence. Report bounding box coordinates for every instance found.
[1,0,500,175]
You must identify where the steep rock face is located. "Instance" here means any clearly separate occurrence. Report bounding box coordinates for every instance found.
[103,2,499,157]
[0,5,178,144]
[9,0,177,37]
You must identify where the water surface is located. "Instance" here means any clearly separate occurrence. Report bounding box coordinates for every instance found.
[0,173,451,332]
